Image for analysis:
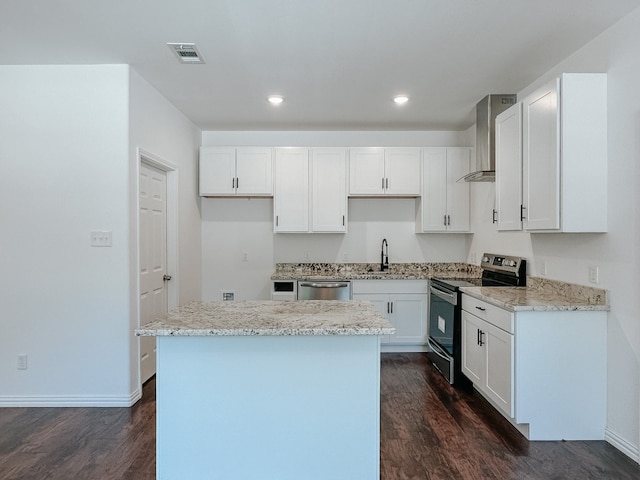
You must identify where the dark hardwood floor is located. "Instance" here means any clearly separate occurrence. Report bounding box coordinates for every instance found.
[1,353,638,479]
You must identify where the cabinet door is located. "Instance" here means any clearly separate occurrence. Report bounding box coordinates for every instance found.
[353,294,391,344]
[311,148,347,232]
[349,148,385,195]
[522,78,560,230]
[274,148,309,232]
[484,320,514,417]
[461,311,484,384]
[388,294,427,345]
[236,147,273,196]
[199,147,236,196]
[495,103,523,231]
[384,148,421,196]
[445,148,470,232]
[420,148,447,231]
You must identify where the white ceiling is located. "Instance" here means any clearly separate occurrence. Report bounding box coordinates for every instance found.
[1,0,638,131]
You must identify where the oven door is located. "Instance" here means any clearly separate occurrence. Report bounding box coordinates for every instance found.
[428,285,456,355]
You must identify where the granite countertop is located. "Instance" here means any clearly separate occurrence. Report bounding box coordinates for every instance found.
[136,300,395,337]
[460,279,610,312]
[271,262,481,281]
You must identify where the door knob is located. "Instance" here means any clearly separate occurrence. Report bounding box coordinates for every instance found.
[163,274,172,281]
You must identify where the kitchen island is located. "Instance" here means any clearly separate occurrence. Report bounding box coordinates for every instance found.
[136,300,394,480]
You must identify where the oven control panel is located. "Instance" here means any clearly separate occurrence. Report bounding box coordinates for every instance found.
[480,253,525,275]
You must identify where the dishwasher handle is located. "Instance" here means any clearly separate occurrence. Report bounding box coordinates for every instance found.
[298,282,350,288]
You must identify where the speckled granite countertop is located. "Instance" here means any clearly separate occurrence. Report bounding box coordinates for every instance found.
[460,277,609,312]
[271,262,481,280]
[136,300,395,337]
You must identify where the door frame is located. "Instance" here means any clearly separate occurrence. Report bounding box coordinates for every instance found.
[136,148,179,388]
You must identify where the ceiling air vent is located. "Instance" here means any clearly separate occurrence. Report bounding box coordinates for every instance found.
[167,43,205,64]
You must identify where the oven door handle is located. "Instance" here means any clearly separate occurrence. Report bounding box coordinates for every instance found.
[427,338,451,360]
[430,285,457,305]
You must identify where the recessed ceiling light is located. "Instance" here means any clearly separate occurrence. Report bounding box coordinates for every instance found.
[268,95,284,105]
[393,95,409,105]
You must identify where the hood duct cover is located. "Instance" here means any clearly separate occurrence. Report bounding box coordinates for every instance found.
[463,94,517,182]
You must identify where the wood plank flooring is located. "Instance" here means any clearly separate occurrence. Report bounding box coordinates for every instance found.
[0,353,638,479]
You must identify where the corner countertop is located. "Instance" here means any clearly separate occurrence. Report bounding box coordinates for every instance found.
[460,282,610,313]
[136,300,395,337]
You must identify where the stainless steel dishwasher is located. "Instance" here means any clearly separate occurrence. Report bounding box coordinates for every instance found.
[297,281,351,300]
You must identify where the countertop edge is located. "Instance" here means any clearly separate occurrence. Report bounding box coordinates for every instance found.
[136,327,396,337]
[460,287,610,312]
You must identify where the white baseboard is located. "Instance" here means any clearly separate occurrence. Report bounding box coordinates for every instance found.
[605,428,640,464]
[0,388,142,407]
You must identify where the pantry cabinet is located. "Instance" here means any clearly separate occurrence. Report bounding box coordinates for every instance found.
[352,280,428,351]
[349,147,421,196]
[416,147,471,232]
[199,146,273,196]
[522,73,607,232]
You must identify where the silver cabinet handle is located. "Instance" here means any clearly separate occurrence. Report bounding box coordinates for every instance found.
[385,178,389,189]
[299,282,349,288]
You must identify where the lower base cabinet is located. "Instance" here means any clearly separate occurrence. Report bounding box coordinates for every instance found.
[352,281,428,352]
[461,294,606,440]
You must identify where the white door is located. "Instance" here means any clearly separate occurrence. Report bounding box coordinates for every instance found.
[349,147,385,195]
[139,162,168,383]
[199,146,236,195]
[421,147,448,231]
[495,103,523,231]
[387,294,428,344]
[236,147,273,196]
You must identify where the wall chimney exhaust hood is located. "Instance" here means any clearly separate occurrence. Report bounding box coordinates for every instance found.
[462,94,517,182]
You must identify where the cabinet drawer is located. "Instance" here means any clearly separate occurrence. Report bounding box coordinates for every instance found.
[462,295,513,334]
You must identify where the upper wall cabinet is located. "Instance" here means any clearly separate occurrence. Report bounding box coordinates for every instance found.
[416,147,471,233]
[311,148,348,232]
[495,102,524,231]
[522,73,607,232]
[273,147,348,233]
[274,147,309,232]
[349,147,421,196]
[199,146,273,196]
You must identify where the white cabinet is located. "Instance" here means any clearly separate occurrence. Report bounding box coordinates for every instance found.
[199,146,273,196]
[274,147,348,233]
[462,309,514,417]
[311,148,347,232]
[495,103,523,231]
[274,147,309,232]
[352,280,428,351]
[416,147,471,232]
[522,73,607,232]
[349,147,421,196]
[461,293,606,440]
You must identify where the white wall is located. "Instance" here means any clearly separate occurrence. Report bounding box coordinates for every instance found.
[128,69,202,391]
[200,131,471,301]
[0,65,132,405]
[0,65,202,406]
[468,6,640,461]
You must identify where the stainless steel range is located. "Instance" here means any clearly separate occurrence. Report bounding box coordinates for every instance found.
[427,253,526,386]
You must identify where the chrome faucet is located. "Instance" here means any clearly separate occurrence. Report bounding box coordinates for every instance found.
[381,238,389,271]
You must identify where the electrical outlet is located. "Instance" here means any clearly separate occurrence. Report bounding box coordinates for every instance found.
[242,252,249,262]
[304,251,311,261]
[90,230,112,247]
[342,252,349,261]
[588,266,600,284]
[221,291,235,301]
[17,354,28,370]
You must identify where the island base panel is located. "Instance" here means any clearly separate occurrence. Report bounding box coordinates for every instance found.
[156,335,381,480]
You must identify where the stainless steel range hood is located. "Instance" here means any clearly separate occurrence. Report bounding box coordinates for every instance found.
[463,94,517,182]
